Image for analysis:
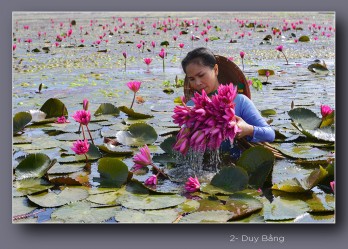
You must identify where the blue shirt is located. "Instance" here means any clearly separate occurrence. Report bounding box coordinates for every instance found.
[186,94,275,143]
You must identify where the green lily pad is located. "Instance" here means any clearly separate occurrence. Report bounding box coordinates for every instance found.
[94,157,129,188]
[58,143,102,163]
[234,212,265,223]
[50,123,102,133]
[210,166,249,192]
[299,35,310,42]
[14,178,54,196]
[51,201,121,223]
[292,123,335,142]
[117,194,185,210]
[272,166,328,192]
[176,199,200,214]
[27,187,89,207]
[293,213,334,223]
[94,103,120,116]
[307,63,329,74]
[114,208,179,223]
[305,192,335,212]
[160,41,170,47]
[159,136,176,154]
[288,108,321,130]
[261,109,276,117]
[272,143,329,159]
[200,183,234,195]
[48,171,90,186]
[257,69,275,76]
[163,88,174,94]
[54,130,101,141]
[320,111,334,128]
[179,210,233,223]
[47,163,85,174]
[15,153,54,180]
[13,112,32,134]
[40,98,68,118]
[116,123,158,147]
[118,106,154,119]
[237,146,274,188]
[86,191,120,206]
[12,197,38,216]
[226,193,263,220]
[263,197,309,221]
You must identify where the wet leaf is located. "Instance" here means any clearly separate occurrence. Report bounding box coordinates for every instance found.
[94,157,129,187]
[320,110,334,128]
[39,98,68,118]
[118,106,154,119]
[12,197,38,216]
[299,35,310,42]
[98,143,133,156]
[86,190,120,206]
[13,112,32,134]
[257,69,275,76]
[159,136,176,154]
[114,208,179,223]
[288,108,321,130]
[210,166,249,192]
[226,193,263,220]
[307,63,329,74]
[116,123,158,147]
[117,194,185,210]
[178,210,233,223]
[48,171,90,186]
[261,109,276,117]
[200,183,235,195]
[293,213,334,223]
[263,197,309,221]
[28,187,89,207]
[272,143,328,159]
[55,130,101,141]
[237,146,274,188]
[176,199,200,214]
[51,201,121,223]
[160,41,169,47]
[15,153,54,180]
[94,103,120,116]
[47,162,85,174]
[305,192,335,212]
[14,178,54,196]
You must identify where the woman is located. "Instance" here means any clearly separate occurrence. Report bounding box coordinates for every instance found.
[181,47,275,158]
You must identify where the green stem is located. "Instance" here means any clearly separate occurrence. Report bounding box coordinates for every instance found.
[84,154,89,164]
[151,163,168,178]
[242,59,244,71]
[130,92,136,109]
[282,51,289,65]
[125,58,127,72]
[81,125,86,140]
[162,58,165,73]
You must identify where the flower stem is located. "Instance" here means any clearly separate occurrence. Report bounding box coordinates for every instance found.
[162,59,165,73]
[81,125,86,140]
[151,163,168,178]
[84,154,89,164]
[242,58,244,71]
[282,51,289,65]
[125,58,127,72]
[86,125,95,145]
[130,92,136,109]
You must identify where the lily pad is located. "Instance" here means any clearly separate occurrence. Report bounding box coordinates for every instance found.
[47,163,85,174]
[320,111,334,128]
[159,136,176,154]
[58,143,102,163]
[94,103,120,116]
[94,157,129,187]
[179,210,233,223]
[15,153,54,180]
[117,194,185,210]
[118,106,154,119]
[13,112,32,134]
[48,171,90,186]
[14,178,54,196]
[40,98,68,118]
[176,199,200,214]
[27,187,89,208]
[51,201,121,223]
[288,108,321,130]
[261,109,276,117]
[12,197,38,216]
[263,197,309,221]
[294,213,334,223]
[307,63,329,74]
[210,166,249,192]
[257,69,275,76]
[299,35,310,42]
[54,130,101,141]
[225,193,263,220]
[98,143,133,156]
[116,123,158,147]
[237,146,274,188]
[86,191,120,206]
[114,209,179,223]
[305,192,335,212]
[272,166,328,192]
[272,143,328,159]
[200,183,234,195]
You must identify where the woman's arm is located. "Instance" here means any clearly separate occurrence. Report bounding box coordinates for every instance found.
[235,94,275,143]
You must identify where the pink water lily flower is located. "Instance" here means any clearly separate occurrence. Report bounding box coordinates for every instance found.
[83,98,89,110]
[133,144,152,167]
[145,175,158,186]
[159,50,166,59]
[127,81,142,93]
[71,139,90,155]
[330,181,335,192]
[240,51,245,59]
[179,43,184,48]
[143,58,153,65]
[185,176,200,192]
[72,110,91,125]
[321,105,333,118]
[276,45,283,52]
[55,116,70,124]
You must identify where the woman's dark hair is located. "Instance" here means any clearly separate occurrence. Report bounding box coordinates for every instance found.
[181,47,217,73]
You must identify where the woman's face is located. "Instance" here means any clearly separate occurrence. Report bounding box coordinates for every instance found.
[185,62,219,95]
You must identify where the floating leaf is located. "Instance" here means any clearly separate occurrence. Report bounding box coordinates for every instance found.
[294,213,334,223]
[15,153,54,180]
[299,35,310,42]
[305,192,335,212]
[55,130,101,141]
[307,63,329,74]
[226,193,263,220]
[118,106,154,119]
[48,171,90,186]
[261,109,276,117]
[163,88,174,94]
[94,103,120,116]
[40,98,68,118]
[14,178,54,196]
[210,166,249,192]
[159,136,176,154]
[272,143,328,159]
[28,110,46,122]
[160,41,169,47]
[13,112,32,134]
[179,210,233,223]
[288,108,321,130]
[116,123,158,147]
[12,197,38,216]
[94,158,129,188]
[98,144,133,156]
[176,199,200,214]
[51,201,121,223]
[320,110,334,128]
[27,187,89,208]
[209,36,220,41]
[114,209,179,223]
[263,197,309,221]
[200,183,234,195]
[118,194,185,210]
[257,69,275,76]
[86,190,120,206]
[47,162,84,174]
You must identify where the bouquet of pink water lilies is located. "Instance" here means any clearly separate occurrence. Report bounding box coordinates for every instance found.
[172,83,240,155]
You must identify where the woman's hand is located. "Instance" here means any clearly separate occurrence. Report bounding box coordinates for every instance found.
[235,115,254,139]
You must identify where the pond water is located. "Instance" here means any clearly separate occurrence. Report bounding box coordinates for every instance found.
[12,12,335,223]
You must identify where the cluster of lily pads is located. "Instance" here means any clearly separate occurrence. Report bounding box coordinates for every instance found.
[13,13,335,223]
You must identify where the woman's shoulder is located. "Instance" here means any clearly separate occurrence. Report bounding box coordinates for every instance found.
[234,93,249,104]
